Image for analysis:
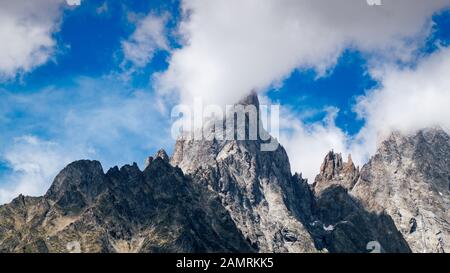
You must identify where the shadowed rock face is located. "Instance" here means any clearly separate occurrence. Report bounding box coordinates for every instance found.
[0,152,253,253]
[307,151,411,253]
[45,160,108,211]
[309,186,411,253]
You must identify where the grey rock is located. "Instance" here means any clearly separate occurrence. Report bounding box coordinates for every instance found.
[351,128,450,253]
[155,149,170,163]
[171,93,317,252]
[313,151,360,195]
[310,185,411,253]
[308,151,410,253]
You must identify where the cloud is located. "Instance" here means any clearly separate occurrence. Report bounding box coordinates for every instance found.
[0,0,71,80]
[148,0,450,180]
[280,106,350,180]
[0,136,72,204]
[121,13,169,69]
[66,0,81,6]
[282,46,450,180]
[0,77,173,204]
[96,2,108,15]
[351,46,450,162]
[155,0,450,106]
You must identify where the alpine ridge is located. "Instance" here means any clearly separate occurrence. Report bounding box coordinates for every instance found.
[0,93,448,253]
[0,152,254,253]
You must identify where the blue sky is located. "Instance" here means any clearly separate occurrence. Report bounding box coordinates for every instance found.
[3,0,178,89]
[1,0,450,202]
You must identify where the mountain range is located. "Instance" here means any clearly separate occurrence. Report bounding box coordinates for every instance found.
[0,93,448,253]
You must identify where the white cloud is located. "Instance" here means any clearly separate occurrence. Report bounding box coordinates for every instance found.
[282,46,450,180]
[351,46,450,162]
[280,106,350,180]
[0,136,72,204]
[66,0,81,6]
[0,77,173,204]
[0,0,70,80]
[122,13,169,69]
[149,0,450,180]
[155,0,450,107]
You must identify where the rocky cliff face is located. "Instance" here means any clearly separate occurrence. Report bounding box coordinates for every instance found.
[351,129,450,253]
[310,128,449,253]
[306,151,410,253]
[0,93,448,253]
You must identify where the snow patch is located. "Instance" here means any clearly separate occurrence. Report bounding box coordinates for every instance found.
[323,224,334,231]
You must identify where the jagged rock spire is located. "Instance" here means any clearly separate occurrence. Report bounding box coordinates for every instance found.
[319,151,344,180]
[144,157,153,169]
[155,149,169,162]
[169,90,316,252]
[313,151,359,195]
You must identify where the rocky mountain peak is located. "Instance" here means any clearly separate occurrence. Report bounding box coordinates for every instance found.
[319,151,344,179]
[169,92,318,252]
[1,96,447,254]
[1,154,254,253]
[144,149,170,170]
[313,151,359,195]
[45,160,108,209]
[155,149,169,163]
[170,91,274,175]
[378,127,449,158]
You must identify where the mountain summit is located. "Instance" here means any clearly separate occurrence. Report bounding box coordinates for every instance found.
[172,92,317,252]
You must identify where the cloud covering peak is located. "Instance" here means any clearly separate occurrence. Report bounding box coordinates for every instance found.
[156,0,450,106]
